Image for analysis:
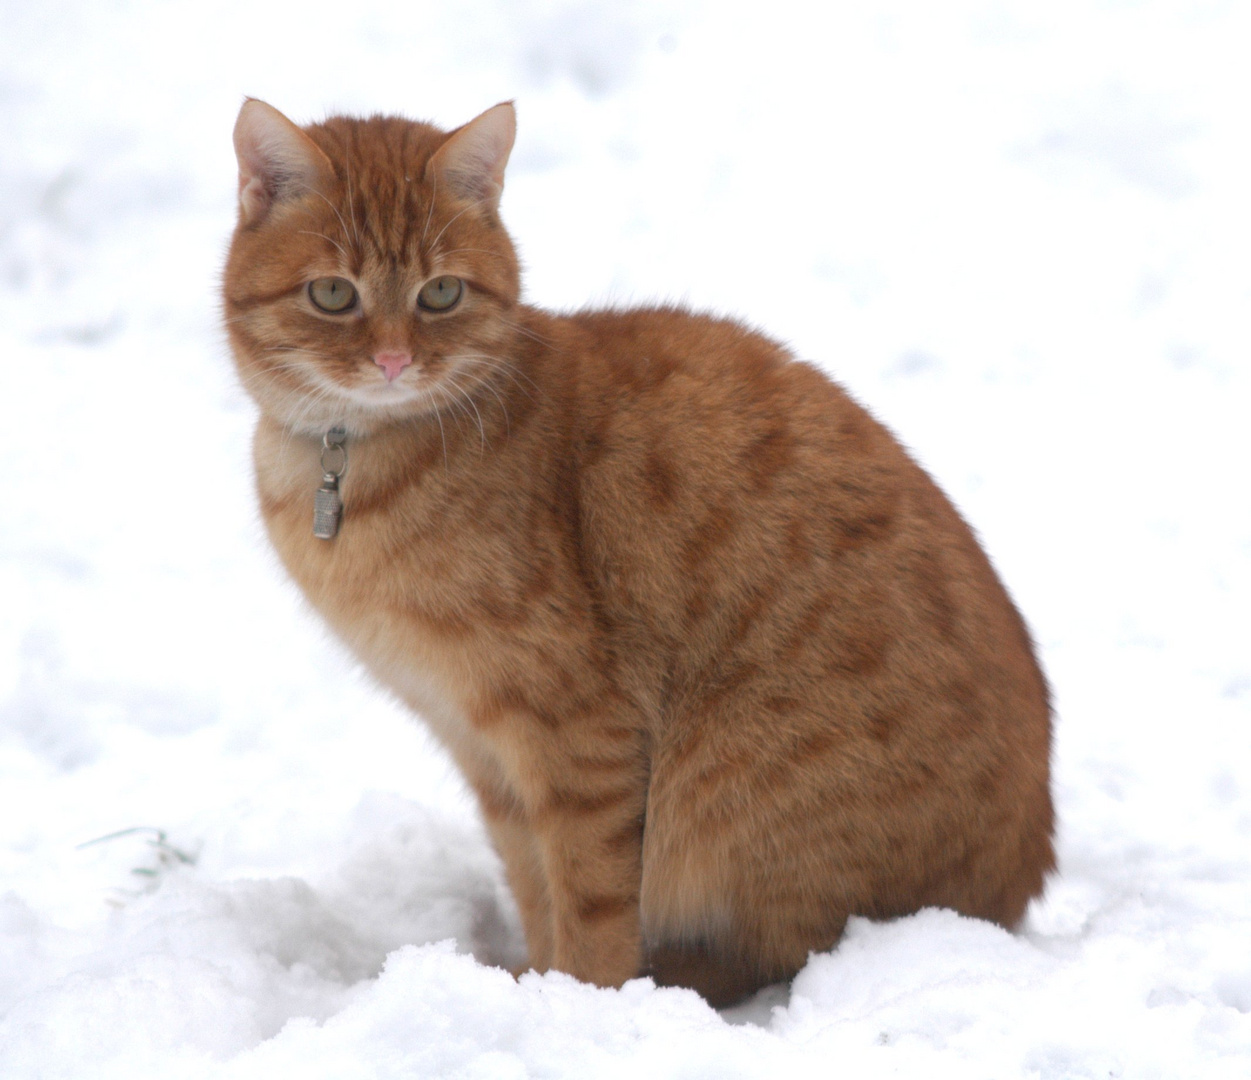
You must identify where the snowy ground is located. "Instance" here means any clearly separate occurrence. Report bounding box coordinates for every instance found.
[1,1,1249,1076]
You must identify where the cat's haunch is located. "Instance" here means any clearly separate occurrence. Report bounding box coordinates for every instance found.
[223,99,1054,1006]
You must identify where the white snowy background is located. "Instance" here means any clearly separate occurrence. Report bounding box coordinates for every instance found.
[2,0,1249,1076]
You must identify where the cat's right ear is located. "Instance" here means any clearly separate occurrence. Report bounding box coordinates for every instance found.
[232,99,334,226]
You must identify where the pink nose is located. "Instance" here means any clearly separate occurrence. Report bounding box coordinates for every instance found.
[374,350,413,382]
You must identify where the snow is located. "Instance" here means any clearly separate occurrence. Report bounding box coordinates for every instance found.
[1,0,1248,1076]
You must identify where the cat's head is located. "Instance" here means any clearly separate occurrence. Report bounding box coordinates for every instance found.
[223,100,521,436]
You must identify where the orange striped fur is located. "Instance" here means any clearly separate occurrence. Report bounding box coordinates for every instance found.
[223,100,1054,1005]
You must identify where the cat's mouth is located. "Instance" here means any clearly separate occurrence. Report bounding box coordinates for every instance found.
[352,374,424,404]
[274,358,478,432]
[343,367,480,425]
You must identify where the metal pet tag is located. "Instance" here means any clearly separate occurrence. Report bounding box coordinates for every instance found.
[313,426,348,540]
[313,476,342,539]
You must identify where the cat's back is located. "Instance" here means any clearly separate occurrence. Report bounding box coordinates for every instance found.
[535,304,1036,678]
[540,304,921,586]
[549,303,915,498]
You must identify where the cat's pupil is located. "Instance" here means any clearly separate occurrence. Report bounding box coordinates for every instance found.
[309,277,357,313]
[418,276,463,312]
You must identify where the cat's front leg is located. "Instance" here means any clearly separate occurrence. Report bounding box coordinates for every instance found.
[473,687,649,989]
[533,774,647,989]
[482,812,554,972]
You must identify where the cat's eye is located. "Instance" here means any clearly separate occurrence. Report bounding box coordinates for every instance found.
[308,277,358,313]
[417,276,464,312]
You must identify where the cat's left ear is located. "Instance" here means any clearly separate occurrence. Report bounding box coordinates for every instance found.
[233,98,335,226]
[426,102,516,210]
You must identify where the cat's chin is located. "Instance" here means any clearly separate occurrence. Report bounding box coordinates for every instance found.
[272,391,444,440]
[349,381,427,408]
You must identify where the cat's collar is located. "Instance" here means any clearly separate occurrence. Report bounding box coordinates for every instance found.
[312,425,348,540]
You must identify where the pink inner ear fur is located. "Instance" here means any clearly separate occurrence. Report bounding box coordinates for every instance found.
[233,98,332,224]
[428,102,517,204]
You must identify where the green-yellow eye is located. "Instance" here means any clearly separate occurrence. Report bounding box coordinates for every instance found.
[417,276,463,312]
[308,277,358,313]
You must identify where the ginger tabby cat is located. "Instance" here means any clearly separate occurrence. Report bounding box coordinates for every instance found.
[223,99,1054,1006]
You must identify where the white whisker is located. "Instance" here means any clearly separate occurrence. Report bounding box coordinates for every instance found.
[442,372,487,451]
[498,316,557,351]
[289,180,357,258]
[430,381,479,464]
[428,195,493,255]
[297,230,349,259]
[430,388,450,472]
[453,353,540,399]
[344,154,362,249]
[452,360,512,438]
[438,246,508,261]
[431,378,472,431]
[421,173,438,247]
